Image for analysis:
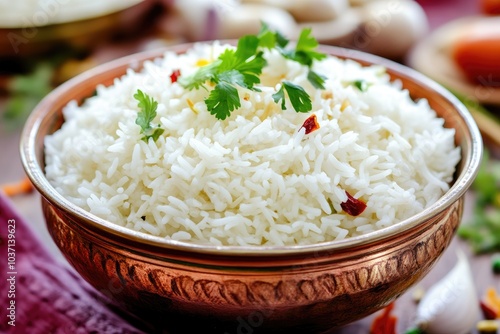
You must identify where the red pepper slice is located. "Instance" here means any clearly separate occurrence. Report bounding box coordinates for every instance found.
[370,302,397,334]
[300,114,320,134]
[481,0,500,14]
[341,191,367,216]
[170,69,181,83]
[481,301,498,320]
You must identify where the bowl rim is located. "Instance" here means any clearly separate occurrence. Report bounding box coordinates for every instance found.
[20,43,483,256]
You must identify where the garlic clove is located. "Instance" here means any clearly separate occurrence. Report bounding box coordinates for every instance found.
[415,251,479,334]
[241,0,349,22]
[349,0,386,7]
[297,8,362,46]
[355,0,429,59]
[287,0,350,23]
[216,4,298,40]
[172,1,298,41]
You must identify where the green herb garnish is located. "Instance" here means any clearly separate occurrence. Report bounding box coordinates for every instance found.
[179,24,326,120]
[133,89,165,142]
[352,79,368,92]
[272,81,311,113]
[2,62,53,131]
[277,27,327,89]
[492,254,500,274]
[458,149,500,253]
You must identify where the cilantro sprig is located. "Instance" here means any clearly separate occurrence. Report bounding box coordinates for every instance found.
[134,89,165,142]
[275,27,327,90]
[178,24,327,120]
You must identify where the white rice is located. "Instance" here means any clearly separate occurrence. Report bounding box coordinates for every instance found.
[44,42,461,246]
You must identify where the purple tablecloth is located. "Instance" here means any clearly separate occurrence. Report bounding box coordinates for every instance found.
[0,191,149,333]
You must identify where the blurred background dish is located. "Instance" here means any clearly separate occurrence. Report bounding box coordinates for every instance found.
[0,0,143,28]
[408,15,500,148]
[0,0,155,58]
[408,16,500,106]
[166,0,429,61]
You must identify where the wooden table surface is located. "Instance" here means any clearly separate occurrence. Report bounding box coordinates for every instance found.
[1,1,498,333]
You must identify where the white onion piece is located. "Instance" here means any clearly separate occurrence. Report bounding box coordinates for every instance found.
[216,4,298,40]
[286,0,350,23]
[415,251,479,334]
[241,0,349,22]
[173,0,297,41]
[298,8,362,46]
[356,0,428,59]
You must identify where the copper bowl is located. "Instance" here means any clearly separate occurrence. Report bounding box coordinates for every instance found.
[20,44,482,333]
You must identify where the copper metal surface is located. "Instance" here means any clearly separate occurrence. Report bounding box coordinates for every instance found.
[20,44,482,332]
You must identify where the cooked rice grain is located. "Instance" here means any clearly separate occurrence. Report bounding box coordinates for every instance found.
[44,42,461,246]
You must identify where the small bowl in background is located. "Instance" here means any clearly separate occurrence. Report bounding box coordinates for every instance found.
[0,0,154,57]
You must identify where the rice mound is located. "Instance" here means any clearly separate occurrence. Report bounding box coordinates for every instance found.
[44,42,461,246]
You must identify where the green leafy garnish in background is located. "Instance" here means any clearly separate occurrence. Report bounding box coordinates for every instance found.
[179,23,326,120]
[2,62,53,130]
[458,149,500,253]
[133,89,164,142]
[448,87,500,148]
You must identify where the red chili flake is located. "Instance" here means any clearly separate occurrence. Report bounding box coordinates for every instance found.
[341,191,367,216]
[300,114,320,134]
[481,301,498,320]
[170,69,181,83]
[370,302,397,334]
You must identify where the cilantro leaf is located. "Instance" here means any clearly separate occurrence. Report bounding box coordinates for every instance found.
[258,22,288,49]
[280,28,326,66]
[149,127,165,142]
[178,61,219,90]
[206,81,241,120]
[272,85,286,110]
[295,28,327,64]
[272,81,312,113]
[133,89,164,142]
[233,35,260,64]
[134,89,157,131]
[278,28,326,89]
[307,70,326,89]
[218,36,266,89]
[352,79,368,92]
[218,69,245,86]
[233,52,266,88]
[179,24,325,120]
[283,81,312,113]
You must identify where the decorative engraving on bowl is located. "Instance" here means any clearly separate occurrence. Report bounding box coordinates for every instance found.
[44,197,461,316]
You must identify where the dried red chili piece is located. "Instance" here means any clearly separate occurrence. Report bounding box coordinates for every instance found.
[481,301,498,320]
[300,114,320,134]
[170,69,181,83]
[341,191,367,216]
[370,302,397,334]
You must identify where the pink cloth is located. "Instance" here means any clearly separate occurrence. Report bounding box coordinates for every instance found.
[417,0,480,29]
[0,192,148,333]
